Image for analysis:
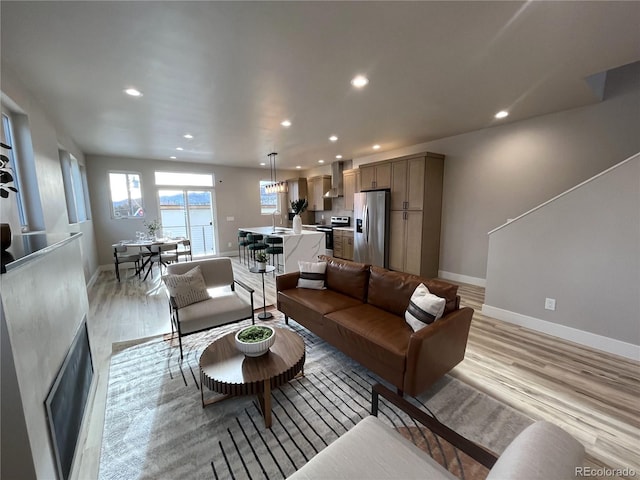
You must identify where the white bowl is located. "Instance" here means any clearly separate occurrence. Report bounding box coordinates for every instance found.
[234,325,276,357]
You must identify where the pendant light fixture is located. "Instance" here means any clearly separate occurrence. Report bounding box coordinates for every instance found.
[265,152,288,194]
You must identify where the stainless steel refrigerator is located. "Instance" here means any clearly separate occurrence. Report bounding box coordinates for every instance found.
[353,190,390,268]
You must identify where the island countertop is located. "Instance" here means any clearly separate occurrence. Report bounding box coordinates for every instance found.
[238,226,322,237]
[238,227,324,273]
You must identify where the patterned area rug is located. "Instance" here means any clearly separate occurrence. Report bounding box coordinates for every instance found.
[100,314,532,480]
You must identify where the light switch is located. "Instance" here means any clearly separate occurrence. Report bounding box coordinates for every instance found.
[226,216,235,221]
[545,298,556,311]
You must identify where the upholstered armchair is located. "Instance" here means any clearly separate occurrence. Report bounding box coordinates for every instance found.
[164,258,254,358]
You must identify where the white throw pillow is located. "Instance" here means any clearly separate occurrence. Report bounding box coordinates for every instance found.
[405,283,446,331]
[162,266,210,308]
[297,261,327,290]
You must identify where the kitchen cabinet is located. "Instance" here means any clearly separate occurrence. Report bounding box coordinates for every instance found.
[307,175,332,211]
[332,229,354,260]
[360,162,391,191]
[391,156,425,211]
[343,230,354,260]
[343,169,357,211]
[333,229,343,258]
[366,151,443,278]
[389,210,423,275]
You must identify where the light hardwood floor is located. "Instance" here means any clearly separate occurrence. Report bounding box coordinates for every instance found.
[76,258,639,479]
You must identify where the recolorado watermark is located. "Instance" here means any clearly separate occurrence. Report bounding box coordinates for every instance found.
[576,467,637,477]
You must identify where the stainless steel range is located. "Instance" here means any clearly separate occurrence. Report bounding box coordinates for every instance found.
[316,216,350,255]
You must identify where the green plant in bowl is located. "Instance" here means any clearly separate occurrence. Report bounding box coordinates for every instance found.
[237,325,273,343]
[255,252,269,264]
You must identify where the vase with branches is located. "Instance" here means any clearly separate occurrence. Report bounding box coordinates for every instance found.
[290,198,308,234]
[1,142,18,251]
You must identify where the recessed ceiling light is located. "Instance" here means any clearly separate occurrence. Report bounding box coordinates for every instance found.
[124,88,143,97]
[329,135,338,142]
[318,160,325,164]
[260,162,266,166]
[281,120,292,127]
[169,156,177,160]
[372,144,381,150]
[335,155,342,159]
[176,147,184,151]
[351,75,369,88]
[183,134,193,139]
[296,166,302,169]
[495,110,509,119]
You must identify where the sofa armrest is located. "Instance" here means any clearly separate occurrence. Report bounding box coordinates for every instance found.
[404,307,473,396]
[276,271,300,292]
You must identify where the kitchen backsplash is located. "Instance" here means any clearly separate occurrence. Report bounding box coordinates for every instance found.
[312,195,353,224]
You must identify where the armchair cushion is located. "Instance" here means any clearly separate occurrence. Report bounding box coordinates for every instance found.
[405,284,446,331]
[162,265,210,308]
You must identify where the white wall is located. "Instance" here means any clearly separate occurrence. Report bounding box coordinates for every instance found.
[0,65,99,282]
[85,154,299,265]
[352,62,640,284]
[483,154,639,359]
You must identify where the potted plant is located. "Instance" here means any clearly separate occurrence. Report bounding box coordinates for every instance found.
[255,251,269,271]
[234,325,276,357]
[1,142,18,251]
[290,198,308,234]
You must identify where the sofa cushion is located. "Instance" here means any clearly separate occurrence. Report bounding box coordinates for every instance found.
[279,287,363,316]
[297,261,326,289]
[368,267,459,316]
[325,304,412,372]
[318,255,370,302]
[176,291,252,334]
[162,266,210,308]
[405,284,446,331]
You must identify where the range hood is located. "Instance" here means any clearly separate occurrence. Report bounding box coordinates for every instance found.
[323,161,344,197]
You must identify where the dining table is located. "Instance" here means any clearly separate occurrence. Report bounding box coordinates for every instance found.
[118,238,184,280]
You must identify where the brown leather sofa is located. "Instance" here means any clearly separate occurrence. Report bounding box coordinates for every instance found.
[276,256,474,397]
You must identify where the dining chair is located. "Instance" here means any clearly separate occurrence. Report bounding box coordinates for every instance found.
[144,242,179,280]
[177,239,192,262]
[112,244,141,282]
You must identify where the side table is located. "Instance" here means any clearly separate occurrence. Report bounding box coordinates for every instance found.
[249,265,276,320]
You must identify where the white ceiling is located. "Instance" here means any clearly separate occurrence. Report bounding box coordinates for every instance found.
[1,1,639,170]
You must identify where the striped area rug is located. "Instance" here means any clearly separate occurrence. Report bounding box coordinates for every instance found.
[99,314,532,480]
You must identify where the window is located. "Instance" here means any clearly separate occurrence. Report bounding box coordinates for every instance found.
[109,171,144,218]
[154,171,213,187]
[260,180,278,215]
[1,113,27,227]
[60,151,91,223]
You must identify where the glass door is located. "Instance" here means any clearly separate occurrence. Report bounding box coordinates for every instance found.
[158,189,216,256]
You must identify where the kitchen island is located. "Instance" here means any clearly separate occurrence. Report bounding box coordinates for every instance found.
[239,227,325,273]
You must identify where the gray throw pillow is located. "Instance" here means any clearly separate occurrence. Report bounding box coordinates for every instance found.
[162,266,210,308]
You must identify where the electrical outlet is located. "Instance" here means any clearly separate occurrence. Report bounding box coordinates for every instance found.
[545,298,556,311]
[227,242,232,248]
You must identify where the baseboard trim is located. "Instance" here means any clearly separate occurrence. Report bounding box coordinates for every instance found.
[86,268,101,288]
[481,304,640,361]
[438,270,486,287]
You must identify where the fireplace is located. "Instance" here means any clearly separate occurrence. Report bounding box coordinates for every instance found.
[44,318,93,480]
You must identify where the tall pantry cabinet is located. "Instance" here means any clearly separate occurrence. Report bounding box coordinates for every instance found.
[387,152,444,278]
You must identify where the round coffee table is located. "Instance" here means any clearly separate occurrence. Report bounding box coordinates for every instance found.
[199,327,305,428]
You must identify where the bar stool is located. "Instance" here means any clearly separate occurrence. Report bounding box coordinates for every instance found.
[238,231,251,265]
[246,233,267,267]
[265,236,284,273]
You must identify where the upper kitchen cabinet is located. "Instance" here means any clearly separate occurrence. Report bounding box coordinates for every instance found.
[342,169,358,211]
[360,161,391,191]
[286,178,315,224]
[390,155,427,211]
[307,175,332,211]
